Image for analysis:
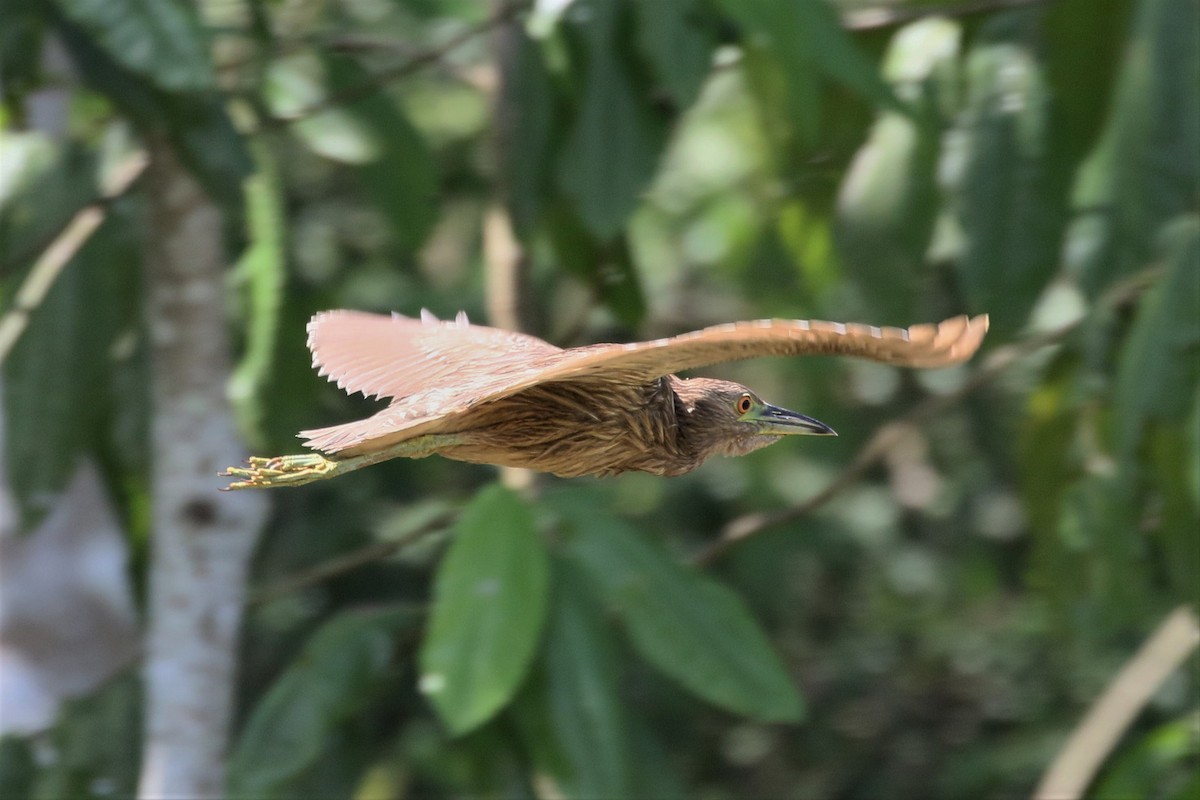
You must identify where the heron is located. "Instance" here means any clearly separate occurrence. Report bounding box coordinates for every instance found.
[220,309,988,489]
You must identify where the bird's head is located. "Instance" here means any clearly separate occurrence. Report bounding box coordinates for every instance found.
[675,378,836,460]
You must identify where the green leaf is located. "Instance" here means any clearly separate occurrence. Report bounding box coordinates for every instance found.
[266,53,382,165]
[1019,352,1086,614]
[322,54,440,253]
[54,19,251,210]
[634,0,715,108]
[228,607,417,796]
[228,141,286,449]
[1149,427,1200,611]
[949,12,1072,335]
[1113,216,1200,457]
[503,30,556,239]
[835,111,939,321]
[717,0,900,149]
[516,559,632,798]
[556,0,667,239]
[557,503,804,722]
[1073,0,1199,296]
[3,211,138,531]
[835,16,961,319]
[419,485,549,735]
[54,0,215,91]
[31,673,141,799]
[546,203,646,327]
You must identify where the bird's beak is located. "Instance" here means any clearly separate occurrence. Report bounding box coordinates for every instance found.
[751,404,838,436]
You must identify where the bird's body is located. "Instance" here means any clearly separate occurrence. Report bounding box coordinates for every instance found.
[221,309,988,489]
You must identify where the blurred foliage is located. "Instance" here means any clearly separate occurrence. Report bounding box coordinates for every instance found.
[1,0,1197,798]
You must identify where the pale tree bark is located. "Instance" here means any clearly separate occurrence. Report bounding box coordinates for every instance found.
[485,5,536,494]
[137,140,268,799]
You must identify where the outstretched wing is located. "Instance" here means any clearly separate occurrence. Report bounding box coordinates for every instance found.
[306,309,561,401]
[301,311,988,455]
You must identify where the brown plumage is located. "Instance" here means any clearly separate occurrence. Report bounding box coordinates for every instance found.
[221,309,988,488]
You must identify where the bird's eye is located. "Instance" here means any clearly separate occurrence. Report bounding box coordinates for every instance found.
[736,394,753,414]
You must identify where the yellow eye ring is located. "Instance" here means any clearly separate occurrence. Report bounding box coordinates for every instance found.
[736,394,752,414]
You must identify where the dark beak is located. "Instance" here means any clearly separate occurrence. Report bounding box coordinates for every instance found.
[754,404,837,436]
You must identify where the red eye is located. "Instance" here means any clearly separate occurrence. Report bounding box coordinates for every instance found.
[737,395,752,414]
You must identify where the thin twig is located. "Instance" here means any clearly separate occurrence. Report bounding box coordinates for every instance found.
[248,509,456,607]
[265,0,529,127]
[694,271,1162,567]
[0,151,148,365]
[1034,605,1200,799]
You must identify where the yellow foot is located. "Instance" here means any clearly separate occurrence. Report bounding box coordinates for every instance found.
[219,454,339,490]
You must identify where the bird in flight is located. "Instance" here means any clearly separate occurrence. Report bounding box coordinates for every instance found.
[221,310,988,489]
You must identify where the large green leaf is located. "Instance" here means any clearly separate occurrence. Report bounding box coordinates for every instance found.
[322,55,440,254]
[228,607,417,796]
[1073,0,1199,296]
[949,11,1071,336]
[1112,217,1200,457]
[556,0,667,239]
[54,0,214,91]
[419,485,549,735]
[556,501,804,722]
[502,30,557,240]
[3,211,138,532]
[634,0,715,109]
[516,559,632,798]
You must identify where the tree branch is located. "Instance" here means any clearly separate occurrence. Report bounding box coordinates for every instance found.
[0,152,148,365]
[266,0,530,127]
[1034,605,1200,799]
[248,509,455,607]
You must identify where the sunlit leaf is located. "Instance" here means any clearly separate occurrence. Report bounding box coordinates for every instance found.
[266,54,381,165]
[557,503,804,722]
[55,0,214,90]
[229,142,286,449]
[228,607,417,796]
[835,18,959,321]
[419,485,549,735]
[948,11,1070,335]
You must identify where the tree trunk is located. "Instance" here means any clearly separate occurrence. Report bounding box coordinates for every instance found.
[137,140,267,798]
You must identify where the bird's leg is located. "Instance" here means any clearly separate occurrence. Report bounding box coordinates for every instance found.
[219,434,461,490]
[220,453,344,490]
